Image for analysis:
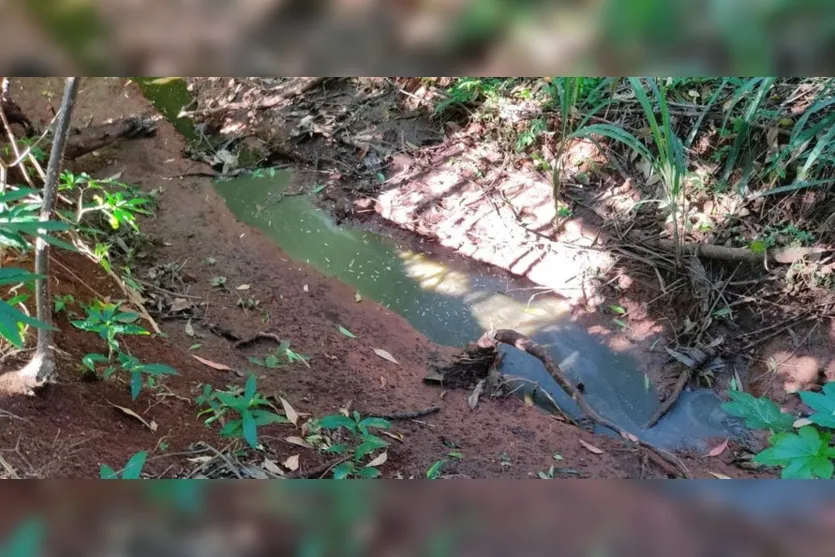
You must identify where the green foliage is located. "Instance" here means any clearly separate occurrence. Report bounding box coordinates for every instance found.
[0,517,46,557]
[435,78,509,114]
[197,375,289,448]
[71,300,148,354]
[315,411,391,478]
[82,351,177,400]
[248,340,310,369]
[722,384,835,478]
[721,390,794,432]
[100,450,147,479]
[426,459,445,479]
[53,293,75,314]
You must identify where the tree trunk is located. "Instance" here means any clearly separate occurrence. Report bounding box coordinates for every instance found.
[9,78,79,391]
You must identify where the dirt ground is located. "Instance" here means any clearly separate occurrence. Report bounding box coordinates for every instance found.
[0,77,774,479]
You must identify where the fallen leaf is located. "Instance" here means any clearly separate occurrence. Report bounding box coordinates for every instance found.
[189,344,202,351]
[793,417,813,428]
[366,451,388,467]
[379,376,387,388]
[578,439,604,455]
[708,471,731,480]
[303,284,309,292]
[184,319,195,337]
[704,438,729,458]
[237,284,251,291]
[468,380,484,410]
[354,292,362,303]
[620,431,639,443]
[373,348,399,365]
[337,325,357,338]
[262,458,284,476]
[192,355,231,371]
[110,403,157,432]
[170,298,192,312]
[187,455,213,464]
[380,430,404,443]
[285,436,314,449]
[523,392,534,406]
[280,397,299,426]
[283,454,300,472]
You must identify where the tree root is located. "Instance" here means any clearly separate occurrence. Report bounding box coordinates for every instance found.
[477,329,690,478]
[0,351,55,396]
[369,406,440,420]
[233,332,282,349]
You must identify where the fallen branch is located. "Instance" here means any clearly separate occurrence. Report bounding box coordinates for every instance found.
[369,406,440,421]
[180,77,330,118]
[645,367,691,429]
[628,233,827,265]
[477,329,690,478]
[233,332,283,349]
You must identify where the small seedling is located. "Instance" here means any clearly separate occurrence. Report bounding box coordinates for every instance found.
[316,411,391,479]
[426,459,445,479]
[72,301,149,355]
[211,276,227,288]
[203,257,217,266]
[83,351,178,400]
[100,450,147,479]
[53,294,75,315]
[197,375,289,448]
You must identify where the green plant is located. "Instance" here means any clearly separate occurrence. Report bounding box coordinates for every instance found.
[515,118,546,152]
[722,385,835,478]
[71,301,148,355]
[316,411,391,479]
[83,351,178,400]
[248,340,310,369]
[426,459,445,479]
[100,450,147,479]
[60,171,154,231]
[0,517,46,557]
[197,375,289,448]
[53,293,75,314]
[570,78,688,260]
[211,276,227,288]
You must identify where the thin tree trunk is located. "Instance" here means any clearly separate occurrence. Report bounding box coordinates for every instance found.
[14,78,79,388]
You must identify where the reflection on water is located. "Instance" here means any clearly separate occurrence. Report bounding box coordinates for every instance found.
[214,174,742,451]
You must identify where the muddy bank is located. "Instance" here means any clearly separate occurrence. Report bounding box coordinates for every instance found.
[0,78,766,479]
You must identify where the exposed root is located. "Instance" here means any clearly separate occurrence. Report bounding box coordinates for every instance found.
[233,332,283,349]
[369,406,441,420]
[0,351,55,396]
[477,329,690,479]
[645,366,691,429]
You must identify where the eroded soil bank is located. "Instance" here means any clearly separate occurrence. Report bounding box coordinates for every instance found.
[0,77,768,479]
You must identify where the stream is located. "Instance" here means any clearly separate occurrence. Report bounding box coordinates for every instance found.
[212,174,743,453]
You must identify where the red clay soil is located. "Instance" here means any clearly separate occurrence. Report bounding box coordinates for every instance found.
[0,78,761,479]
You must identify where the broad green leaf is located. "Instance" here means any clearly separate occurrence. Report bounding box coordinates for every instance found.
[358,417,391,431]
[324,444,349,455]
[356,437,389,460]
[332,461,354,479]
[799,382,835,429]
[337,325,357,338]
[249,409,290,426]
[0,517,45,556]
[608,305,626,315]
[317,414,357,430]
[115,312,140,323]
[0,301,53,347]
[243,375,257,403]
[426,459,445,479]
[755,427,834,479]
[139,363,179,376]
[100,464,118,479]
[122,451,148,479]
[220,419,243,438]
[721,390,794,432]
[82,353,109,372]
[0,268,43,286]
[242,410,258,448]
[130,372,142,400]
[355,467,381,479]
[215,392,243,410]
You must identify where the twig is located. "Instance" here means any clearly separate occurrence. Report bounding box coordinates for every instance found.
[186,442,241,479]
[49,255,108,301]
[285,456,348,479]
[233,331,283,349]
[369,407,440,420]
[645,366,691,429]
[133,277,203,299]
[477,329,690,478]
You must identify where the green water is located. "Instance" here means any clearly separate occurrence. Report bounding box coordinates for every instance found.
[133,77,742,451]
[213,174,744,451]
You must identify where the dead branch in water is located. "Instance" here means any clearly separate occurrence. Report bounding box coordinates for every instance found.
[477,329,690,478]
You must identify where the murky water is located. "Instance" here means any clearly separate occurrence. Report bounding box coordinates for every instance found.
[213,175,743,452]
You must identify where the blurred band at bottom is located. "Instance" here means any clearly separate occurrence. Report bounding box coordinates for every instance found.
[0,481,832,556]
